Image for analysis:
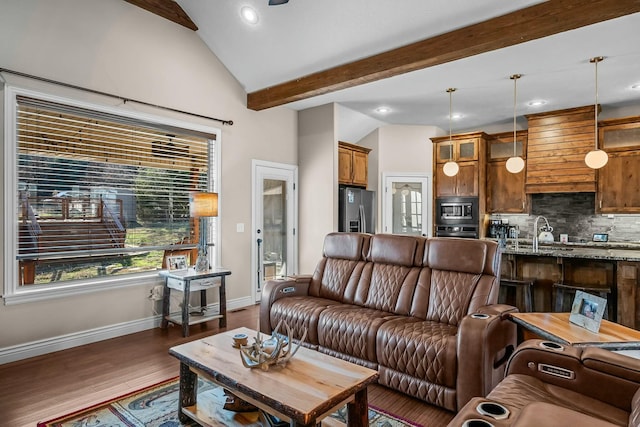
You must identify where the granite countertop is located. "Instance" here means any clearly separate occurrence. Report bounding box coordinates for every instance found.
[496,239,640,262]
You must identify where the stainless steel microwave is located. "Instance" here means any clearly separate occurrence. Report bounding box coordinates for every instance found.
[436,197,478,223]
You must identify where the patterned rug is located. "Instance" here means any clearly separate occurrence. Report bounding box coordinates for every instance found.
[37,377,422,427]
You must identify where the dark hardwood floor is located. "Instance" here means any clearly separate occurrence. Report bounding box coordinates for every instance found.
[0,304,454,427]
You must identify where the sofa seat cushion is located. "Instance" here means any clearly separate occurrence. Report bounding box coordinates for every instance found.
[487,374,630,426]
[376,317,458,388]
[318,305,400,363]
[270,296,341,345]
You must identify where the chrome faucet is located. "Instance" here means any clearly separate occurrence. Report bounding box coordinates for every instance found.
[533,215,551,253]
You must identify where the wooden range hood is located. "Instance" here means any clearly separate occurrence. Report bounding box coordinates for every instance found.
[525,105,597,194]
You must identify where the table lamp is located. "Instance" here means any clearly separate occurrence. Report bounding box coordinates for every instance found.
[189,191,218,272]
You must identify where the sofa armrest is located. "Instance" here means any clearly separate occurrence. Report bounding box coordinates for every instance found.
[511,402,620,427]
[446,399,619,427]
[476,303,519,319]
[456,304,518,410]
[259,275,312,333]
[505,340,640,412]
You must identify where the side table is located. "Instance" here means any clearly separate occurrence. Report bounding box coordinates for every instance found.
[510,312,640,351]
[159,267,231,337]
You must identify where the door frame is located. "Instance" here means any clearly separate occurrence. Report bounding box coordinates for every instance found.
[382,173,431,236]
[251,160,298,303]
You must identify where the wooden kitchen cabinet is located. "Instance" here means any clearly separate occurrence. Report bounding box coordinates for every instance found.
[617,261,639,329]
[486,131,529,213]
[434,137,478,163]
[338,141,371,187]
[432,132,487,198]
[435,162,478,197]
[597,116,640,213]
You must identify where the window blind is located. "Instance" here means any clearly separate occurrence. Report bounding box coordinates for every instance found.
[16,95,216,284]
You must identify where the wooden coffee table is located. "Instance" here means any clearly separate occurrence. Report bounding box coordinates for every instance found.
[169,327,379,426]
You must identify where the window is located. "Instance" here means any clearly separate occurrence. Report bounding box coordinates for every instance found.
[3,86,220,303]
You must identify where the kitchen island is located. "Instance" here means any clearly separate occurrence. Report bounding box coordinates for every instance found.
[498,240,640,330]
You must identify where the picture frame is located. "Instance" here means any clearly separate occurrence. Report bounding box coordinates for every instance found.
[569,290,607,333]
[166,255,188,271]
[592,233,608,242]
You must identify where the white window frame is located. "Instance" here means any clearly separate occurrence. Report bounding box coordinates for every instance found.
[2,85,222,305]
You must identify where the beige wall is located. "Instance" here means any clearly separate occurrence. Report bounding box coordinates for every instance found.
[0,1,297,350]
[375,125,444,234]
[298,104,337,273]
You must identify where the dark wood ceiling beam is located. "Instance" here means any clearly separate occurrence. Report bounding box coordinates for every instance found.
[247,0,640,110]
[124,0,198,31]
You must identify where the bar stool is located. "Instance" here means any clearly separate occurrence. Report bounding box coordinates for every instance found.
[499,278,534,312]
[552,283,613,320]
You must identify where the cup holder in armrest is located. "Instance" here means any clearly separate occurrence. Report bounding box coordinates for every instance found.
[539,341,564,351]
[470,313,490,319]
[462,420,494,427]
[476,402,510,420]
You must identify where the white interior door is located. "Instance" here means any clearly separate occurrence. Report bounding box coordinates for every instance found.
[252,160,298,302]
[382,174,430,236]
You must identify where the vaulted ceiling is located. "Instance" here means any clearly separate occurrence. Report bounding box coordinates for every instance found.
[126,1,640,133]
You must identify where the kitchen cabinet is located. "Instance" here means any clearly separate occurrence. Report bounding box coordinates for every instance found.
[338,141,370,187]
[486,131,529,213]
[617,262,639,329]
[435,162,478,197]
[434,137,478,163]
[432,132,487,198]
[525,106,597,193]
[597,116,640,213]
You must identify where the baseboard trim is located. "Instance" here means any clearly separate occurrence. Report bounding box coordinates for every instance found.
[0,296,255,365]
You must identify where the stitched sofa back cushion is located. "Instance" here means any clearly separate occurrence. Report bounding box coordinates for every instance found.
[426,238,496,275]
[308,233,369,300]
[424,238,498,325]
[357,234,423,313]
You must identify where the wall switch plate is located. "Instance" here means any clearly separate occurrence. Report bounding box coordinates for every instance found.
[236,223,245,232]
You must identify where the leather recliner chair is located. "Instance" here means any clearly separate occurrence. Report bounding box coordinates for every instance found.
[448,339,640,427]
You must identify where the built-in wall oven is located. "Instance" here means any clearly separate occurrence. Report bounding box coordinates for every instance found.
[435,197,479,238]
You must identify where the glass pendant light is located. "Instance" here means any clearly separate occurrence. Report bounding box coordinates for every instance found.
[443,88,459,177]
[506,74,525,173]
[585,56,608,169]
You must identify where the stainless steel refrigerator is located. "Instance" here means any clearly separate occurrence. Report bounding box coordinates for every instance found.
[339,185,376,233]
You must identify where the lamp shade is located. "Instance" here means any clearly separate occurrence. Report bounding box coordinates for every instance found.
[443,161,459,177]
[506,156,525,173]
[585,149,609,169]
[189,192,218,217]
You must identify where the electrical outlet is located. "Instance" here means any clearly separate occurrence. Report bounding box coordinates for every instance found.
[150,285,164,301]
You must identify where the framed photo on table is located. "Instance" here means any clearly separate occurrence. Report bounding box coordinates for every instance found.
[166,255,188,271]
[569,290,607,333]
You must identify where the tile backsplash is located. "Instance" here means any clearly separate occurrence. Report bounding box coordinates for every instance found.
[492,193,640,243]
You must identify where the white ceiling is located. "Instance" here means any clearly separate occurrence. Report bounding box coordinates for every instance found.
[176,0,640,135]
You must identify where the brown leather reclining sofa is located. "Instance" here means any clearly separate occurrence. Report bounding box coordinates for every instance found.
[260,232,517,411]
[448,339,640,426]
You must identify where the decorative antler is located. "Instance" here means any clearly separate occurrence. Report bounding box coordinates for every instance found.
[239,321,307,370]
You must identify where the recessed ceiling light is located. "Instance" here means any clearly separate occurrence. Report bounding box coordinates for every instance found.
[375,106,391,114]
[240,6,259,24]
[631,83,640,90]
[527,100,547,107]
[451,113,463,120]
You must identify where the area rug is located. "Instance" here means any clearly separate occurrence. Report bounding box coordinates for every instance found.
[37,377,422,427]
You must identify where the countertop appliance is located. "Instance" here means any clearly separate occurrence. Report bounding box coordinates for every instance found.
[489,220,510,239]
[339,185,375,233]
[435,196,479,238]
